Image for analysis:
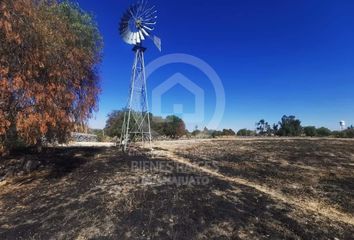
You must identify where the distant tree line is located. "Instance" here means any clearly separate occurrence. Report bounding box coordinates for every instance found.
[103,110,237,141]
[103,112,353,141]
[237,115,354,138]
[104,109,187,139]
[191,127,235,138]
[211,129,236,138]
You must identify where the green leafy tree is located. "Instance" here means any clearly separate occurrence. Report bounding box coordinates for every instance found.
[272,124,279,135]
[150,115,165,136]
[256,119,271,136]
[277,115,302,136]
[316,127,332,137]
[104,110,126,137]
[54,1,103,57]
[163,115,186,139]
[303,126,317,137]
[344,128,354,138]
[332,131,344,138]
[222,129,236,136]
[237,129,254,136]
[211,131,222,138]
[191,129,201,136]
[333,128,354,138]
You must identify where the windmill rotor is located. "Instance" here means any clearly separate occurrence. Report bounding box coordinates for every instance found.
[119,0,161,51]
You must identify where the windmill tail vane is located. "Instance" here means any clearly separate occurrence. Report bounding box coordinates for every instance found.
[152,35,162,51]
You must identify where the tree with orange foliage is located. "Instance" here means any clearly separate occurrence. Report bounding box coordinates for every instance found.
[0,0,103,154]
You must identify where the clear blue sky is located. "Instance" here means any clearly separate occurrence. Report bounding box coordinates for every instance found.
[76,0,354,131]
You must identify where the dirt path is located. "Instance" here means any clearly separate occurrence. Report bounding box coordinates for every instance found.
[152,140,354,227]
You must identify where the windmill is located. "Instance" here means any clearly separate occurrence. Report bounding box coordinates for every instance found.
[119,0,161,152]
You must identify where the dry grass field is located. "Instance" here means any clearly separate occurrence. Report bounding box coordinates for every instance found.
[0,138,353,239]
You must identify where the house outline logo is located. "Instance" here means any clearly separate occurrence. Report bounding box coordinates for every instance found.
[152,73,205,123]
[146,53,225,129]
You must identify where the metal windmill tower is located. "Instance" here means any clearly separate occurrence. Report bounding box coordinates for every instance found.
[119,0,161,151]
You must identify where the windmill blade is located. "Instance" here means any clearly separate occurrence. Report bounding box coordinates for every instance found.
[141,0,150,17]
[135,32,140,44]
[137,0,147,17]
[138,30,145,41]
[129,8,136,20]
[142,21,156,25]
[143,13,157,20]
[120,25,129,37]
[134,0,142,16]
[129,32,135,44]
[122,11,131,19]
[124,36,133,45]
[122,31,134,45]
[142,17,157,24]
[140,5,156,18]
[130,32,135,44]
[121,17,129,23]
[136,32,141,43]
[119,26,127,33]
[143,25,154,31]
[142,8,157,16]
[140,27,150,37]
[143,11,157,20]
[119,22,128,30]
[134,32,139,44]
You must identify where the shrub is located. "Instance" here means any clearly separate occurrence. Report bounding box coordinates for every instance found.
[316,127,332,137]
[303,126,317,137]
[237,129,254,136]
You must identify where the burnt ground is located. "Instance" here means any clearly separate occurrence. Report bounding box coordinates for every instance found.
[0,138,354,239]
